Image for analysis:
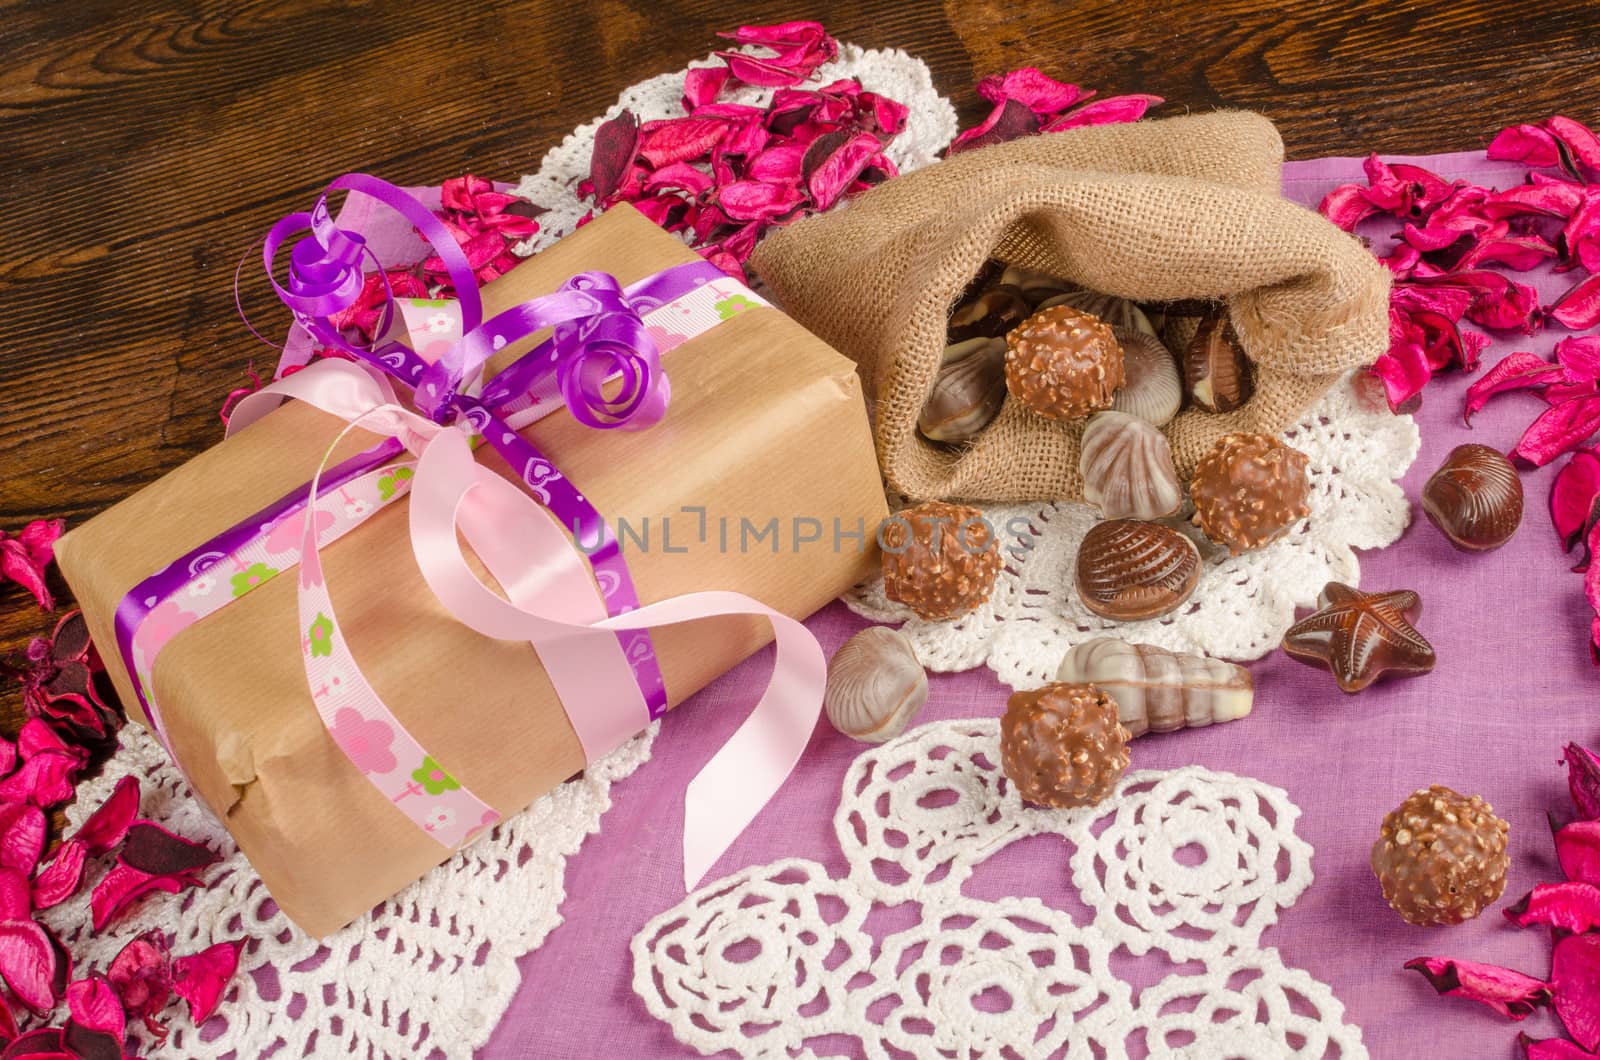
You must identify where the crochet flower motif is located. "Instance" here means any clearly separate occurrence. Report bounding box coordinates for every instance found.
[329,709,397,776]
[412,757,460,796]
[632,720,1365,1059]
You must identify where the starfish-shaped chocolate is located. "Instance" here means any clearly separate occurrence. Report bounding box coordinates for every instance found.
[1281,582,1436,693]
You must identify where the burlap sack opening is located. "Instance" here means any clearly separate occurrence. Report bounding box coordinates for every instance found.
[752,111,1391,502]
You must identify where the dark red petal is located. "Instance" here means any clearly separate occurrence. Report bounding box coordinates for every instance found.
[1463,351,1563,424]
[69,776,139,858]
[66,975,124,1041]
[973,67,1088,115]
[1516,396,1600,467]
[0,806,44,876]
[1042,94,1162,131]
[1550,274,1600,331]
[171,939,245,1024]
[947,98,1039,156]
[1505,880,1600,932]
[1489,123,1564,168]
[587,109,641,204]
[0,1028,65,1058]
[31,841,86,912]
[1556,817,1600,885]
[119,822,219,878]
[1554,932,1600,1050]
[1405,955,1552,1019]
[0,921,61,1013]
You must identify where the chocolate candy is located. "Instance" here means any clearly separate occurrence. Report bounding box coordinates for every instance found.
[1037,290,1157,338]
[1004,306,1125,422]
[947,285,1031,343]
[1371,785,1509,926]
[1183,309,1253,413]
[1075,518,1200,621]
[1079,412,1184,522]
[1189,432,1311,554]
[881,500,1002,621]
[1421,443,1523,552]
[1109,327,1182,427]
[1057,638,1253,738]
[1000,682,1130,808]
[1281,581,1436,693]
[918,337,1007,443]
[824,626,928,744]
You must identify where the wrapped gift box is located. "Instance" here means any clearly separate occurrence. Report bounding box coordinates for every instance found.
[56,203,888,937]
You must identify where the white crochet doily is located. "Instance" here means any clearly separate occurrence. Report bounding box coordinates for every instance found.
[632,719,1368,1059]
[45,44,958,1060]
[847,373,1420,688]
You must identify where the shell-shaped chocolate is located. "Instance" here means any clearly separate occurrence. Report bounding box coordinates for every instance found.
[1109,327,1182,426]
[1421,443,1523,552]
[1057,638,1252,737]
[1079,411,1184,521]
[998,264,1072,307]
[1004,306,1125,422]
[1038,290,1157,337]
[919,337,1007,443]
[824,626,929,743]
[947,285,1031,343]
[1075,519,1201,621]
[1184,310,1253,413]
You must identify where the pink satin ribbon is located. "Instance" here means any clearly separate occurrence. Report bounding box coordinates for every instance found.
[228,358,826,886]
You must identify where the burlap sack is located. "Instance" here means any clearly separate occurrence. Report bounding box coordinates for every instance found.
[751,111,1391,501]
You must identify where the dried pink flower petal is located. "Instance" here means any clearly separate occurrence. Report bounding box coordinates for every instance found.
[1547,115,1600,180]
[715,21,837,87]
[1587,522,1600,664]
[66,974,124,1044]
[0,521,63,612]
[1515,395,1600,467]
[1555,817,1600,885]
[107,934,171,1039]
[1370,344,1434,412]
[1558,337,1600,382]
[716,179,805,223]
[69,776,139,858]
[1522,1036,1600,1060]
[1464,351,1565,424]
[1550,274,1600,331]
[802,129,886,211]
[947,97,1039,156]
[1565,741,1600,821]
[89,865,188,933]
[1405,955,1553,1019]
[746,143,807,184]
[31,841,86,913]
[1553,449,1600,554]
[1489,124,1564,168]
[639,117,731,169]
[1484,179,1586,220]
[1320,182,1385,231]
[1042,94,1163,131]
[0,806,44,877]
[1554,932,1600,1050]
[170,938,244,1024]
[1506,880,1600,932]
[682,66,730,111]
[0,871,31,924]
[0,754,81,810]
[974,68,1089,115]
[1457,233,1558,271]
[0,920,65,1013]
[642,162,715,198]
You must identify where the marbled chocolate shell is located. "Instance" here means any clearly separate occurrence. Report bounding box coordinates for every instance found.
[1057,638,1252,737]
[919,337,1007,443]
[1075,519,1201,621]
[998,264,1072,307]
[1184,310,1253,413]
[1079,411,1184,521]
[1421,443,1523,552]
[824,626,929,744]
[1109,327,1182,427]
[1038,290,1157,337]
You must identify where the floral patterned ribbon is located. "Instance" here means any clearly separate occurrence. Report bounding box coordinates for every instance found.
[114,177,825,887]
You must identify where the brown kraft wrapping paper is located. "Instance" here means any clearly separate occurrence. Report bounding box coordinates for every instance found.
[55,204,889,938]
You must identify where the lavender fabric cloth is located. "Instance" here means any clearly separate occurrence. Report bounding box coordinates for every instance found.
[480,151,1598,1059]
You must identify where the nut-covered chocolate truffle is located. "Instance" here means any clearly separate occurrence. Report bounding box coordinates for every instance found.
[1421,443,1524,552]
[1189,432,1312,554]
[881,501,1003,621]
[1371,785,1509,926]
[1004,306,1126,422]
[1000,682,1130,808]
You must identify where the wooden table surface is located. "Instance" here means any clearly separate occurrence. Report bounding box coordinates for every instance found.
[2,0,1598,678]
